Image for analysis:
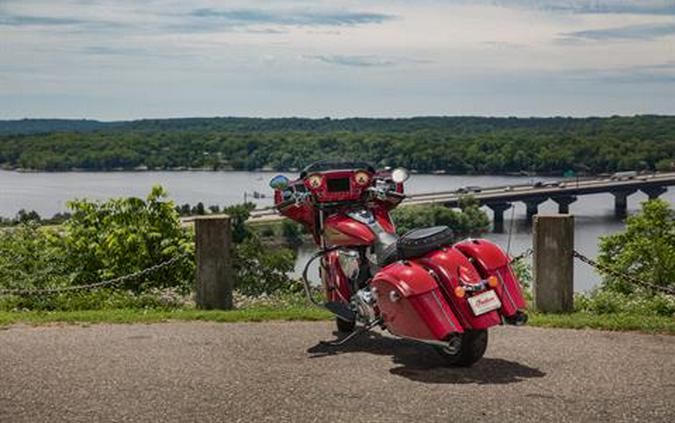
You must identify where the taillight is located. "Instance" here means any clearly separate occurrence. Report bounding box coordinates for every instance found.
[487,275,499,288]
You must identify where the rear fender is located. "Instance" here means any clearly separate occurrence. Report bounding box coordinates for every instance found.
[372,261,463,341]
[454,239,509,272]
[454,239,527,315]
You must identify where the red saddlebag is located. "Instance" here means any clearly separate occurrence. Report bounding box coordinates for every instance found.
[454,239,527,317]
[416,248,502,330]
[372,261,462,341]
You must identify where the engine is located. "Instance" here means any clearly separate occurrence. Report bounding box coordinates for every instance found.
[352,288,377,323]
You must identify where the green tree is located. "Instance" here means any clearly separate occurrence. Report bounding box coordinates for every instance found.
[62,185,194,292]
[598,199,675,294]
[220,202,298,295]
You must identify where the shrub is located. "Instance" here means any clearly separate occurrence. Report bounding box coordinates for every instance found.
[281,220,303,246]
[0,223,70,291]
[221,202,256,243]
[233,237,300,296]
[61,185,194,292]
[574,290,675,317]
[0,188,299,310]
[0,287,193,311]
[597,199,674,295]
[510,259,532,301]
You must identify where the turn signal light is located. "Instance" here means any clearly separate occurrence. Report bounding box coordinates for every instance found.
[454,286,466,298]
[487,276,499,288]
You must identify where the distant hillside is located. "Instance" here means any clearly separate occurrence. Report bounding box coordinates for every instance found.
[0,115,673,174]
[0,119,120,135]
[0,115,650,135]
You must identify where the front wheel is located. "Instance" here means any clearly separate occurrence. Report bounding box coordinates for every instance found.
[434,329,488,367]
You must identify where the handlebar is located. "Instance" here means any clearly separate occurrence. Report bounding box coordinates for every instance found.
[276,177,405,211]
[366,185,406,201]
[277,190,311,208]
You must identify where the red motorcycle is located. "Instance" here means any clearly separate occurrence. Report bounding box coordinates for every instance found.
[270,161,528,366]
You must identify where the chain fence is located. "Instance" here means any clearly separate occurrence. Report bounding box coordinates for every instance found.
[510,247,674,296]
[572,250,675,296]
[0,252,190,297]
[509,248,533,263]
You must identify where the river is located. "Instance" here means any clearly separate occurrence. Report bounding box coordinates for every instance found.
[1,169,672,291]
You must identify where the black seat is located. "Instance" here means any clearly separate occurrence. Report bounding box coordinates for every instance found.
[378,226,454,267]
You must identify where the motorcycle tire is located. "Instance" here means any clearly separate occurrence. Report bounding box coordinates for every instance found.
[336,317,356,333]
[434,329,488,367]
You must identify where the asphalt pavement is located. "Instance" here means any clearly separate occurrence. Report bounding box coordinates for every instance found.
[1,322,673,422]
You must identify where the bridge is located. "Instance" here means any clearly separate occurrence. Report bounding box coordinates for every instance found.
[242,171,674,231]
[404,171,675,231]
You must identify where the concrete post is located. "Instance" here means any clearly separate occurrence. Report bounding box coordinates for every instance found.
[641,186,667,200]
[486,202,512,233]
[611,189,636,218]
[552,195,577,214]
[533,214,574,313]
[195,215,233,310]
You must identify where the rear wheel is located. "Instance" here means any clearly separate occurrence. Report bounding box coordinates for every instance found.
[434,329,488,367]
[336,317,356,333]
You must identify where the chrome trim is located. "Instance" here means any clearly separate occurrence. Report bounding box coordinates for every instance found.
[419,259,472,325]
[497,269,517,310]
[430,290,456,330]
[337,249,360,280]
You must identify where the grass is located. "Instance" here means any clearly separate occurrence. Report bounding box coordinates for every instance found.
[0,306,331,327]
[0,307,672,334]
[528,312,675,334]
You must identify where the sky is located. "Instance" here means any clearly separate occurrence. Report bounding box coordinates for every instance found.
[0,0,674,120]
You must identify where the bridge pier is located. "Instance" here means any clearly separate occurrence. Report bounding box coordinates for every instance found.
[641,185,667,200]
[524,197,548,222]
[612,189,637,218]
[552,195,577,214]
[486,202,512,233]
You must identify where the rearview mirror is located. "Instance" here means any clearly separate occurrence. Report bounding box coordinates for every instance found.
[391,167,410,183]
[269,175,289,190]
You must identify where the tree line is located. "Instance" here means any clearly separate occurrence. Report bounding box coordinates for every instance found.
[0,115,673,174]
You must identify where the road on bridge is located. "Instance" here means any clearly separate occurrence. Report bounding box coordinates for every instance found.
[1,322,673,422]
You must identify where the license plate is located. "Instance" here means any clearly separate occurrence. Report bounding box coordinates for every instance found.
[468,290,502,316]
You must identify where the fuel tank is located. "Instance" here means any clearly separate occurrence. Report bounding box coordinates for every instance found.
[322,214,375,246]
[371,261,462,341]
[454,239,527,317]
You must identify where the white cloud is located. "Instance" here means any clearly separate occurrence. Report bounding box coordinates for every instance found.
[0,0,673,118]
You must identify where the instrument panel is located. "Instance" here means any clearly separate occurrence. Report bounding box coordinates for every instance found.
[303,169,372,203]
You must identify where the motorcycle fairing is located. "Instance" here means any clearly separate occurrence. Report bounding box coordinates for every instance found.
[372,261,463,341]
[454,239,527,316]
